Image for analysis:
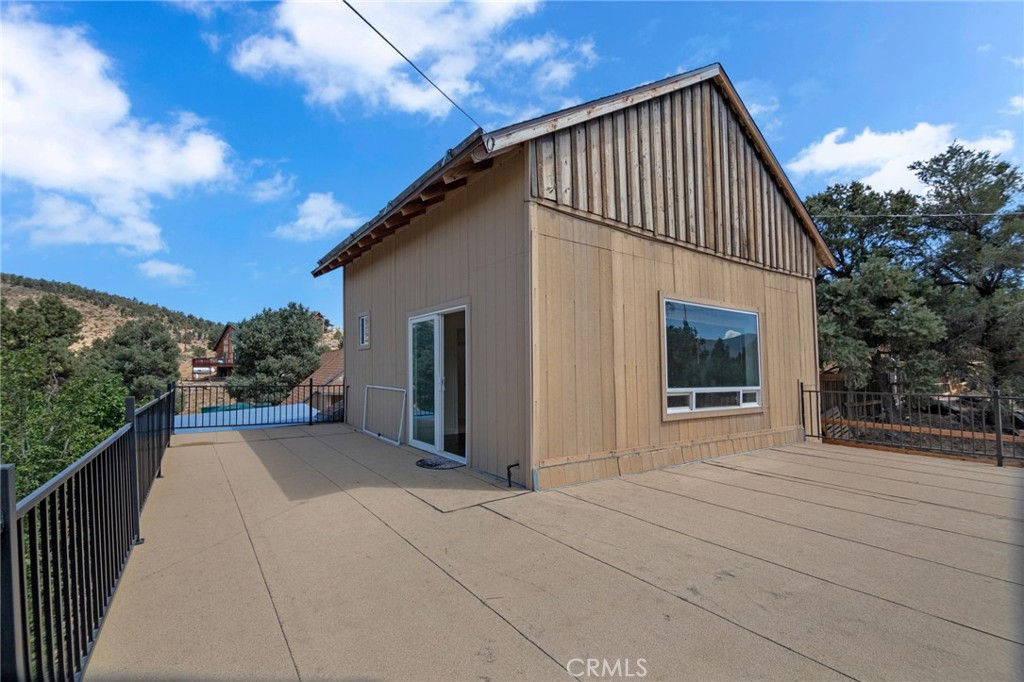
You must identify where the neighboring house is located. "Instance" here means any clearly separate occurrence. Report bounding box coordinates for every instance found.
[312,64,835,489]
[280,349,345,417]
[312,311,330,333]
[191,323,236,380]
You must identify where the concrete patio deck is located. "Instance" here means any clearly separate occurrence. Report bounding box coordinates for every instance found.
[86,424,1023,681]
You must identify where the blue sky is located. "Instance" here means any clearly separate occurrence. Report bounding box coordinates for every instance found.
[2,1,1022,327]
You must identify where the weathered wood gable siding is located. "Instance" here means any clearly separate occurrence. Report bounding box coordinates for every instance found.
[529,80,815,278]
[344,151,530,485]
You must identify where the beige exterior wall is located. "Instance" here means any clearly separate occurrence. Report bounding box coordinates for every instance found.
[343,150,531,485]
[340,81,823,490]
[529,202,818,488]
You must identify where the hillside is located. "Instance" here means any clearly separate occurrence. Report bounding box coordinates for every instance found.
[0,273,223,354]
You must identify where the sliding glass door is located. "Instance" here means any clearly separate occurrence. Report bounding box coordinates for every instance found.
[408,308,467,462]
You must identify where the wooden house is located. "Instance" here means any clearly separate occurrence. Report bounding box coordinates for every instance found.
[312,64,835,489]
[191,323,236,380]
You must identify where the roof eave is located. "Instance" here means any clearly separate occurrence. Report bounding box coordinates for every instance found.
[312,128,485,277]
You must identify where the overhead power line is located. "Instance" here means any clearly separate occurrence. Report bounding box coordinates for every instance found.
[341,0,483,130]
[809,212,1024,219]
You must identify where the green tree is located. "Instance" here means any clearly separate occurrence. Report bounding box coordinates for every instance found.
[92,318,180,400]
[817,257,945,391]
[0,296,127,498]
[227,303,324,403]
[666,322,700,387]
[805,181,921,280]
[806,182,944,391]
[1,294,83,385]
[207,325,226,350]
[910,144,1024,392]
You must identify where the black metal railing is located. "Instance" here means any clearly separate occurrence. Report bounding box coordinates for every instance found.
[175,380,344,430]
[800,384,1023,466]
[0,386,176,682]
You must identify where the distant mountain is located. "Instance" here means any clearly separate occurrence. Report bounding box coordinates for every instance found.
[0,273,223,353]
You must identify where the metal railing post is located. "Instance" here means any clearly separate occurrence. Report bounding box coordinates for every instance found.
[993,389,1004,467]
[168,382,175,435]
[125,397,142,543]
[799,380,806,438]
[309,377,315,426]
[1,465,29,681]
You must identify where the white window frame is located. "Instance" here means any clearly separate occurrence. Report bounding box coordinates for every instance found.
[662,296,762,417]
[357,313,370,349]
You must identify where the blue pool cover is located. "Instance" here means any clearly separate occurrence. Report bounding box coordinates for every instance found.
[175,402,320,432]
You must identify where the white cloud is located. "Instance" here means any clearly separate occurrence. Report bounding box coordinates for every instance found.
[1,13,230,253]
[137,259,196,286]
[735,79,779,117]
[503,35,558,64]
[200,32,222,52]
[1002,95,1024,115]
[747,98,780,118]
[230,0,594,122]
[787,123,1015,193]
[537,60,578,90]
[170,1,221,21]
[977,44,992,53]
[274,192,363,241]
[16,194,162,251]
[1007,55,1024,68]
[250,171,295,203]
[735,79,781,138]
[512,36,596,91]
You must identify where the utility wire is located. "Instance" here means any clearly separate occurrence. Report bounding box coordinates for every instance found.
[341,0,483,130]
[809,212,1024,219]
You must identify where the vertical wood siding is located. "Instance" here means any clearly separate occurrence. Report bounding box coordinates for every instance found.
[344,152,530,485]
[530,203,819,467]
[530,81,816,278]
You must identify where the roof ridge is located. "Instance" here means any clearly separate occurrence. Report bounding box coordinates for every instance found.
[313,63,835,276]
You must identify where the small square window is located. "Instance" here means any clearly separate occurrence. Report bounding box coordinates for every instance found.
[695,391,741,409]
[667,394,691,410]
[358,314,370,348]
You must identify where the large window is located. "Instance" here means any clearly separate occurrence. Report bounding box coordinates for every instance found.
[663,298,761,414]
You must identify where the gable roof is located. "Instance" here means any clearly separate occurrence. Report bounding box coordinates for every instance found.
[313,63,835,277]
[280,348,345,405]
[213,323,235,351]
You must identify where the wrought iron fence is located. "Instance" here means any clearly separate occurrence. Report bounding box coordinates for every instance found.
[1,386,176,682]
[800,384,1023,466]
[174,380,345,430]
[134,390,174,508]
